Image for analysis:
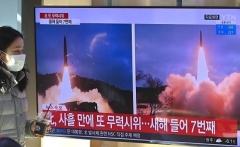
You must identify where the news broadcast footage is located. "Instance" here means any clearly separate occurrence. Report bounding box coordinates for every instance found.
[34,7,240,146]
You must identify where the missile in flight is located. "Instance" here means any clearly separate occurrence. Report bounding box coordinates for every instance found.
[200,30,202,47]
[64,36,68,66]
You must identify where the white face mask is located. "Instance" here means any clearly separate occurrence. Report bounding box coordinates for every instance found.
[1,51,26,72]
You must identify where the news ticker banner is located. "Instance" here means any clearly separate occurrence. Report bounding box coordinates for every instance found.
[43,109,237,138]
[47,128,237,146]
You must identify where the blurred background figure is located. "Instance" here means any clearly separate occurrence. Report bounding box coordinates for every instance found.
[0,137,22,147]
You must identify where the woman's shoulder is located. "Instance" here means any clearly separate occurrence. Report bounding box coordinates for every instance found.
[0,66,18,94]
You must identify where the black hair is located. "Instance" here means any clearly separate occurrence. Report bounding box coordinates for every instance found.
[0,26,23,52]
[0,26,28,92]
[0,137,22,147]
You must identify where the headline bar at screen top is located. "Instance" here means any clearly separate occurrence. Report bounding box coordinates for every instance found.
[35,8,240,25]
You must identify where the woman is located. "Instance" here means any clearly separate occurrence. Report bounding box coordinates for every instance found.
[0,137,22,147]
[0,26,35,147]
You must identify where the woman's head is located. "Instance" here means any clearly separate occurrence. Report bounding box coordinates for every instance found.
[0,137,22,147]
[0,26,28,92]
[0,26,24,54]
[0,26,25,71]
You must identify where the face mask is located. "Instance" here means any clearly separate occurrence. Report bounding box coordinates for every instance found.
[1,51,26,72]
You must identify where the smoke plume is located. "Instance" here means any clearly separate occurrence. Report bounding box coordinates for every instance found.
[38,83,113,113]
[159,72,240,120]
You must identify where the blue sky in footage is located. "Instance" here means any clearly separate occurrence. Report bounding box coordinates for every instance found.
[35,23,133,91]
[135,24,240,86]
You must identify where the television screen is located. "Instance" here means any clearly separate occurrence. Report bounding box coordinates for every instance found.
[34,6,240,146]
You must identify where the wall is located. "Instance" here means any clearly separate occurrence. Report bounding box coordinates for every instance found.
[42,0,91,5]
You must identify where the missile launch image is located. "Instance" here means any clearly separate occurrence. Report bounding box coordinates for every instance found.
[36,24,134,114]
[33,7,240,146]
[35,19,240,122]
[135,24,240,121]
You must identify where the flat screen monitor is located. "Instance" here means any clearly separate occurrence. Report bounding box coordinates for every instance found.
[34,6,240,146]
